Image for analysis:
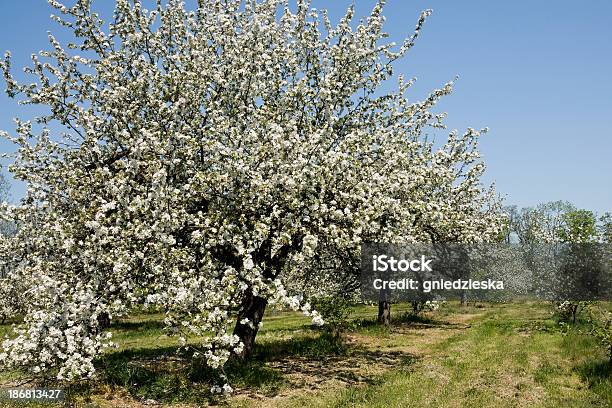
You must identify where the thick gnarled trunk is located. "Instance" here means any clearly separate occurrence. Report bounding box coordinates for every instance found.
[232,290,268,360]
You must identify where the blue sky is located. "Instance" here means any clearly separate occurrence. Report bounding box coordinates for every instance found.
[0,1,610,213]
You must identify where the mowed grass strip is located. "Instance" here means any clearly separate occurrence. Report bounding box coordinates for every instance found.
[286,303,610,408]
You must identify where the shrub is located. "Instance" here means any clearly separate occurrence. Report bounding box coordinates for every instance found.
[554,301,590,324]
[311,296,353,336]
[410,300,444,316]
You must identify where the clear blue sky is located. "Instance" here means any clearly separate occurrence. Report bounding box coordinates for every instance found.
[0,1,610,213]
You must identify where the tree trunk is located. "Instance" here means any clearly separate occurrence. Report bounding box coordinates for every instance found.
[232,290,268,360]
[377,301,391,326]
[97,312,111,330]
[460,291,467,306]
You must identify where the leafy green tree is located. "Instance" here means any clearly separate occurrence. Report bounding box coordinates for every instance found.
[557,210,598,244]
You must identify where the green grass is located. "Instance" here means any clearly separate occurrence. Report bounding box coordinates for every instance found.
[292,303,609,408]
[0,302,611,407]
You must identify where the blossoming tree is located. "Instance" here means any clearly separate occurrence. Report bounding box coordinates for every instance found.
[0,0,503,384]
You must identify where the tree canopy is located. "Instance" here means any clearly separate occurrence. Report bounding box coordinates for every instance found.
[0,0,503,386]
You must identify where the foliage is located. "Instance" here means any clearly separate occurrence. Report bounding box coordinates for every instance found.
[311,296,353,335]
[554,300,590,324]
[505,201,576,245]
[0,272,23,324]
[409,300,443,316]
[557,210,598,244]
[0,170,14,237]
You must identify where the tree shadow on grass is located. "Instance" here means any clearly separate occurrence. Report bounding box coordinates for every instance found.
[102,344,284,398]
[94,334,350,403]
[91,331,418,404]
[354,314,468,332]
[94,345,216,405]
[96,345,285,404]
[252,332,419,391]
[395,312,462,328]
[254,331,350,361]
[575,359,612,386]
[573,358,612,404]
[111,319,166,332]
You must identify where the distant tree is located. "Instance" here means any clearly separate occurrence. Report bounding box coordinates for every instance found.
[0,168,13,244]
[0,171,16,237]
[598,213,612,244]
[505,202,575,288]
[0,171,8,202]
[0,172,20,324]
[553,209,600,323]
[505,201,576,249]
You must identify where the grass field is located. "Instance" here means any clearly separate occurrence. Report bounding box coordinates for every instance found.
[1,302,611,407]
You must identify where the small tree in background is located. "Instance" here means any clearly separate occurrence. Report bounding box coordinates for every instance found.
[553,209,599,323]
[311,295,353,338]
